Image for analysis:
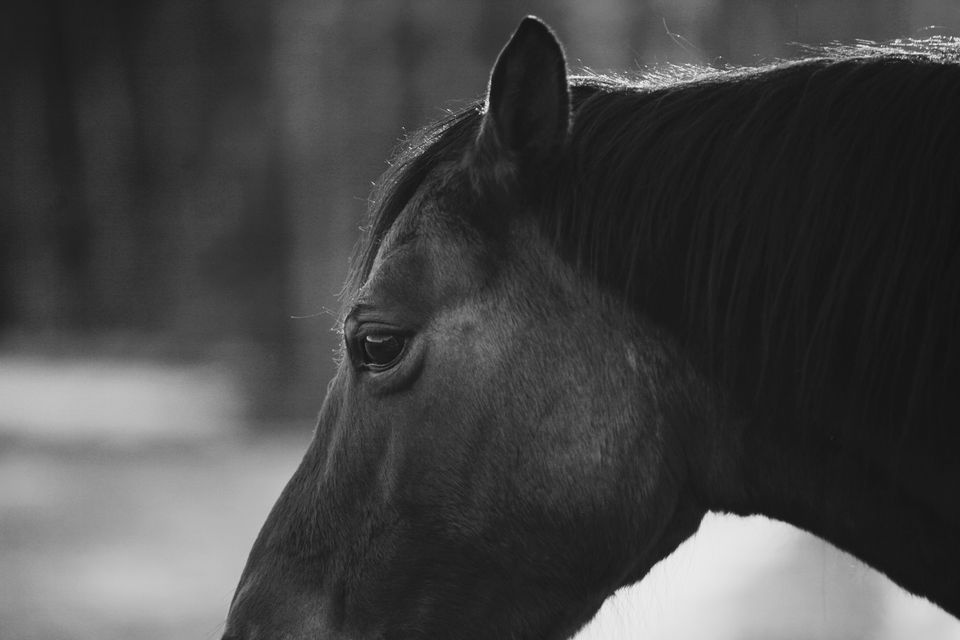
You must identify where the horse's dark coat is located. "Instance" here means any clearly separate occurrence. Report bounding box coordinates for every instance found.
[225,18,960,639]
[362,40,960,443]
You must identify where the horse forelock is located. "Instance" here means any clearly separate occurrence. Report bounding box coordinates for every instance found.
[353,39,960,438]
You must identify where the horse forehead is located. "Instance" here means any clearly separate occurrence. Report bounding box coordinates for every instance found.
[369,189,446,267]
[364,200,489,301]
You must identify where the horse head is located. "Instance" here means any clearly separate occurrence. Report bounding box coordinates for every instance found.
[223,18,715,639]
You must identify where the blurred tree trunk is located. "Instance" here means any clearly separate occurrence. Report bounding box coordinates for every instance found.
[43,1,95,329]
[2,3,61,330]
[270,0,407,416]
[3,1,96,332]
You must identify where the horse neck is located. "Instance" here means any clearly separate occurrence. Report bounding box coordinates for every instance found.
[712,410,960,617]
[559,69,960,617]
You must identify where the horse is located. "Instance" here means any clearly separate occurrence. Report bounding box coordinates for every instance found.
[223,16,960,639]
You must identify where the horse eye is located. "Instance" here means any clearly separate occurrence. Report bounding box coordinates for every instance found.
[359,334,406,369]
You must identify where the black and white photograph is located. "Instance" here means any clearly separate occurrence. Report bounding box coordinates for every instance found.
[2,2,959,638]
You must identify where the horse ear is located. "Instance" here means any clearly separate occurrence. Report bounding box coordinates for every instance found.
[477,16,570,176]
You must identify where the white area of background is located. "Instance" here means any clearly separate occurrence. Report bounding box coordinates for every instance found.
[0,356,241,442]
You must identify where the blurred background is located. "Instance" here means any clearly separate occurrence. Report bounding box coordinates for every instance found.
[2,1,959,638]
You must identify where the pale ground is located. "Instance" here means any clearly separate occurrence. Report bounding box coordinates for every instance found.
[1,356,958,640]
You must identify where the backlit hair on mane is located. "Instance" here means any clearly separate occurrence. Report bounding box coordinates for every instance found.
[352,39,960,440]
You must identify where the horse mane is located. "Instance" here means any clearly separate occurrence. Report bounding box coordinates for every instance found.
[351,38,960,440]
